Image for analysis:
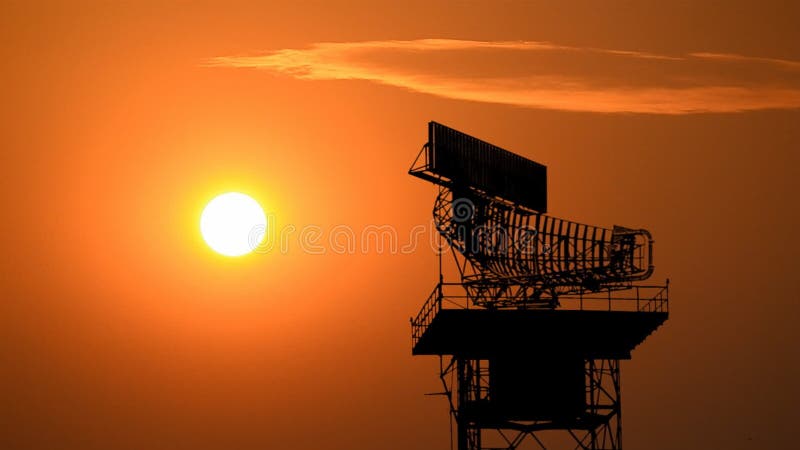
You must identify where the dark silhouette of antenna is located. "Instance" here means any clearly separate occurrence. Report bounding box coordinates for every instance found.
[409,122,669,450]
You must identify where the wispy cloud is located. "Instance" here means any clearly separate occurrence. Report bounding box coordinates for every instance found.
[689,52,800,71]
[209,39,800,114]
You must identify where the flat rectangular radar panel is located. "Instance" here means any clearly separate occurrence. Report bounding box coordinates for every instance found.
[426,121,547,212]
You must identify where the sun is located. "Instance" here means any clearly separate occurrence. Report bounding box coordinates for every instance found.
[200,192,266,257]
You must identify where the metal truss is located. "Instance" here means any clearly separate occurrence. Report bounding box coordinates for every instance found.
[437,357,622,450]
[409,127,667,450]
[432,186,653,308]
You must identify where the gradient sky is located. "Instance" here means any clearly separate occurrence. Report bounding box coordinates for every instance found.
[2,1,799,449]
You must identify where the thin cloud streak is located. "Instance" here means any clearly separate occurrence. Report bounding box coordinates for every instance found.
[689,52,800,71]
[209,39,800,114]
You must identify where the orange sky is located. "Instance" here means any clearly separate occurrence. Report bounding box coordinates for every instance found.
[2,1,799,449]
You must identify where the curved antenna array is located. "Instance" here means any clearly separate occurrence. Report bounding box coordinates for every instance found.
[433,185,654,308]
[411,122,654,308]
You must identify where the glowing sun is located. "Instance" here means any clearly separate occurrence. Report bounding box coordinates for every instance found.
[200,192,266,257]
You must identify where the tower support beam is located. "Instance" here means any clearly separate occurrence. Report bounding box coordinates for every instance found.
[438,356,622,450]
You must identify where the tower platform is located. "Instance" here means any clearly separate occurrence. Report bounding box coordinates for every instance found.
[411,283,669,359]
[413,308,667,359]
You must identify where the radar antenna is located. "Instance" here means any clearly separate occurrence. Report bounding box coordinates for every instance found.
[409,122,669,450]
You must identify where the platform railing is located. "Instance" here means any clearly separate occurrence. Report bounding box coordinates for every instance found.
[559,280,670,313]
[411,281,669,348]
[410,283,442,348]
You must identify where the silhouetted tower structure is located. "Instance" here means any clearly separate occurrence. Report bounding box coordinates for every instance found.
[409,122,669,450]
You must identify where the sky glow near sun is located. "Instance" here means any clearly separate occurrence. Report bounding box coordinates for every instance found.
[200,192,266,257]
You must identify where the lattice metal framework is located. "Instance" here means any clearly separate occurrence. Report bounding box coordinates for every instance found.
[409,122,668,450]
[414,176,654,309]
[437,357,622,450]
